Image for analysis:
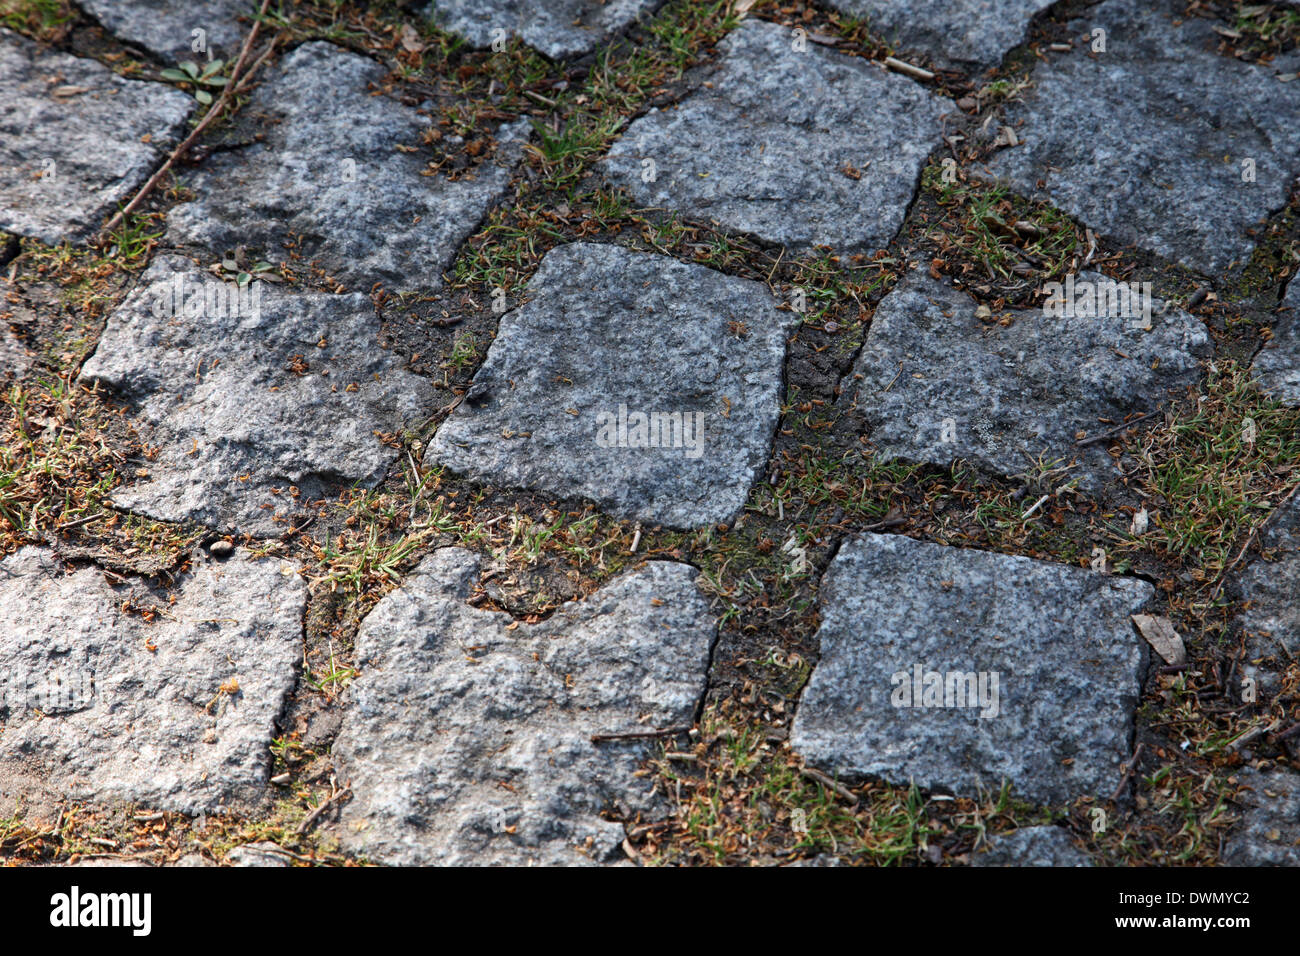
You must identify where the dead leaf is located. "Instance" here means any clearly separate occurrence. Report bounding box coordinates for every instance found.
[1132,614,1187,665]
[399,24,425,53]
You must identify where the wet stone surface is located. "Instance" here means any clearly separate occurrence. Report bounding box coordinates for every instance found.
[332,548,716,866]
[979,0,1300,277]
[601,18,953,255]
[790,533,1153,805]
[0,28,195,244]
[79,256,435,536]
[426,242,797,528]
[0,546,306,815]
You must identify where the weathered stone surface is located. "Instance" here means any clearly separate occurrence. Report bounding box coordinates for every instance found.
[167,42,527,293]
[79,256,435,536]
[0,546,305,814]
[825,0,1054,70]
[790,533,1153,805]
[0,29,195,244]
[224,841,291,866]
[1252,278,1300,406]
[1238,496,1300,701]
[333,548,715,866]
[979,0,1300,276]
[427,242,796,528]
[970,825,1093,867]
[1223,769,1300,866]
[79,0,250,62]
[427,0,661,59]
[1,324,27,377]
[843,269,1210,486]
[601,19,953,254]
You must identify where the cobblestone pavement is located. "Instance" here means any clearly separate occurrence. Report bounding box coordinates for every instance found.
[0,0,1297,867]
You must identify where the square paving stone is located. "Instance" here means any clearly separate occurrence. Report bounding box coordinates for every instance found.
[1238,495,1300,702]
[79,256,436,536]
[600,18,953,254]
[0,547,306,815]
[0,28,196,244]
[332,548,716,866]
[425,242,798,528]
[978,0,1300,277]
[1251,277,1299,407]
[843,268,1210,487]
[824,0,1055,70]
[166,41,528,293]
[426,0,662,59]
[790,533,1154,805]
[79,0,251,63]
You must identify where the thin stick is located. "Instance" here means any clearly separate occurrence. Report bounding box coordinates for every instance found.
[590,726,691,744]
[296,786,351,835]
[101,0,273,236]
[1109,742,1144,802]
[800,767,859,805]
[1075,409,1162,447]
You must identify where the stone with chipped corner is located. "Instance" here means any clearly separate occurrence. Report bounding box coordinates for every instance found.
[1238,495,1300,702]
[79,256,435,536]
[78,0,251,62]
[425,0,662,59]
[426,242,796,528]
[1252,278,1299,406]
[167,41,527,293]
[332,548,716,865]
[790,533,1153,805]
[970,826,1094,866]
[824,0,1055,70]
[0,547,305,814]
[600,19,953,254]
[979,0,1300,276]
[1223,769,1300,866]
[0,28,195,244]
[842,269,1210,487]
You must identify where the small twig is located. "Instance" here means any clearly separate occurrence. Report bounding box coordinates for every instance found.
[800,767,859,806]
[591,726,691,744]
[1021,494,1050,519]
[1075,409,1162,447]
[102,0,273,235]
[883,56,935,81]
[296,786,351,836]
[1271,721,1300,743]
[56,512,107,532]
[1109,742,1144,802]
